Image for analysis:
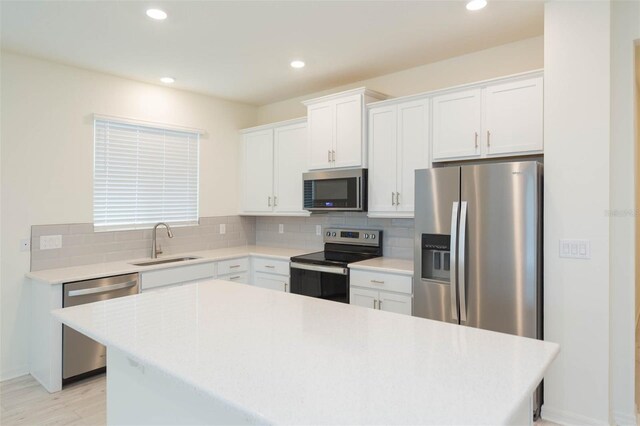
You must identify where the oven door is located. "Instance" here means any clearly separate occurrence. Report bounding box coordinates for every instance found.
[289,262,349,303]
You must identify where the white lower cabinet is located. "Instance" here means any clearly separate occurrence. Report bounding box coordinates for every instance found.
[350,269,413,316]
[254,272,289,292]
[140,262,216,292]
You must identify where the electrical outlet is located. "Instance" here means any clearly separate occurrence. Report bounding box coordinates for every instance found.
[316,225,322,236]
[559,239,591,259]
[279,224,284,234]
[20,238,31,252]
[219,224,226,235]
[40,235,62,250]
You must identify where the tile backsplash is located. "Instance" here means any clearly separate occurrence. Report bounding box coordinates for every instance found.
[255,213,414,259]
[30,216,256,271]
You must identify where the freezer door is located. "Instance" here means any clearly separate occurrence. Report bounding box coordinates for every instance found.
[459,162,541,338]
[414,167,460,323]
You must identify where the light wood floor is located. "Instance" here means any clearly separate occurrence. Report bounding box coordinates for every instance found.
[0,373,560,426]
[1,374,106,426]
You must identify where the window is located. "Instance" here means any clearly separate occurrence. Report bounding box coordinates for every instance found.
[93,117,200,230]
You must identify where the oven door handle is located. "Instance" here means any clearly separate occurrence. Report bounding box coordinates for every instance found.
[290,262,348,275]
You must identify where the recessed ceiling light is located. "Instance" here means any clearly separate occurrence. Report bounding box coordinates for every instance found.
[290,60,305,69]
[160,77,175,84]
[466,0,487,11]
[146,8,167,20]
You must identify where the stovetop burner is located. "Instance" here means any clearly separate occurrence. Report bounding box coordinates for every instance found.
[290,228,383,267]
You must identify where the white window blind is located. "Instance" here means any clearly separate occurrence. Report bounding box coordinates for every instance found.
[94,118,199,230]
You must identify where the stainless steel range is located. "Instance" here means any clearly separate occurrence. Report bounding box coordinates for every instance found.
[290,228,383,303]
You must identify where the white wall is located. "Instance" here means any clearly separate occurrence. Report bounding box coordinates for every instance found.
[0,52,258,379]
[256,36,543,124]
[543,2,611,424]
[610,1,640,424]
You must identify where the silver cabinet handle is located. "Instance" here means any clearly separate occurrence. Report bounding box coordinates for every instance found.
[284,282,288,292]
[229,275,241,280]
[391,192,395,206]
[328,150,331,162]
[396,192,400,205]
[373,299,378,309]
[268,196,271,207]
[486,130,491,148]
[458,201,468,323]
[474,132,478,149]
[378,300,382,310]
[332,150,336,162]
[229,265,241,269]
[264,265,275,269]
[273,195,278,207]
[68,280,136,297]
[370,279,385,284]
[450,202,460,322]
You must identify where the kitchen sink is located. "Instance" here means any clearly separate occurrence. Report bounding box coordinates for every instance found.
[129,256,200,266]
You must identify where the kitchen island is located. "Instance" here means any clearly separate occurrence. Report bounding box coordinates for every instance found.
[53,280,559,425]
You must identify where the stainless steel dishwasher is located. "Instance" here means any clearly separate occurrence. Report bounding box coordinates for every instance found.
[62,273,139,384]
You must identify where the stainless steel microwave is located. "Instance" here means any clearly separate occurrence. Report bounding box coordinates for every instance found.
[303,169,367,212]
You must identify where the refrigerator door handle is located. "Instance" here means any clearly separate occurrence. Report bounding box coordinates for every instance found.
[449,201,459,322]
[458,201,468,323]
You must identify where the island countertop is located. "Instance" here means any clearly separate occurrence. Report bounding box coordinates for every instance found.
[53,280,559,425]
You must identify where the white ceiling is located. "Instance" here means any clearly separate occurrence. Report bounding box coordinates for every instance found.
[0,1,544,105]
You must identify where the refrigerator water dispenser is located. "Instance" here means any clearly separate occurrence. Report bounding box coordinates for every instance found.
[421,234,451,282]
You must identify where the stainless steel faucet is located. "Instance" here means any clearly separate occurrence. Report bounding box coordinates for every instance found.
[151,222,174,258]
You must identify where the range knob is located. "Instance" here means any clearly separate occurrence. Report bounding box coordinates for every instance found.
[326,231,331,237]
[364,234,369,239]
[371,234,376,240]
[331,232,337,237]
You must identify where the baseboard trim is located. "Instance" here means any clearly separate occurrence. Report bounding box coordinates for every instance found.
[0,369,29,382]
[613,409,637,426]
[542,406,607,425]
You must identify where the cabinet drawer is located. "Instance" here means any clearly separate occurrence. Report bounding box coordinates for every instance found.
[254,272,289,292]
[217,257,249,275]
[252,257,289,276]
[218,272,249,285]
[350,269,412,294]
[140,262,216,291]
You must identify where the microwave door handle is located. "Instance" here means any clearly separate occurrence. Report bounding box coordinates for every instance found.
[357,177,361,210]
[450,202,459,322]
[458,201,468,324]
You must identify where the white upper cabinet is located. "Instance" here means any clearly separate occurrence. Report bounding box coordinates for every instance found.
[242,129,274,213]
[239,119,308,216]
[273,122,307,214]
[368,98,429,217]
[432,89,482,161]
[303,88,387,171]
[432,73,543,162]
[483,76,543,157]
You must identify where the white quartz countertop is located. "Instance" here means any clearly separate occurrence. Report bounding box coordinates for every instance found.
[26,245,309,285]
[53,280,559,425]
[348,257,414,275]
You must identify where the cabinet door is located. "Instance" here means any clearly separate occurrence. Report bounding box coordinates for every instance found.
[274,122,307,214]
[378,291,412,316]
[334,94,363,168]
[242,130,274,212]
[350,287,378,310]
[308,103,334,170]
[483,76,543,157]
[432,89,482,161]
[397,99,429,214]
[368,105,398,215]
[253,272,289,292]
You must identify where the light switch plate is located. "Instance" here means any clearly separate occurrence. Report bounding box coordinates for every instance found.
[559,239,591,259]
[316,225,322,236]
[279,224,284,234]
[40,235,62,250]
[219,224,226,235]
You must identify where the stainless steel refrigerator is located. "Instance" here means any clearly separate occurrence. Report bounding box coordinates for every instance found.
[414,161,543,417]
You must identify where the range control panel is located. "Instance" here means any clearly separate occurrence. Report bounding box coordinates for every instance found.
[323,228,382,246]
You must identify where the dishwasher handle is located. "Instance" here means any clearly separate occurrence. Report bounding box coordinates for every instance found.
[67,280,137,297]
